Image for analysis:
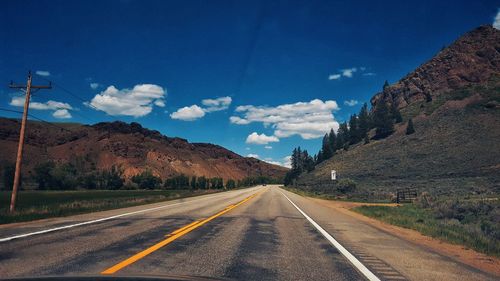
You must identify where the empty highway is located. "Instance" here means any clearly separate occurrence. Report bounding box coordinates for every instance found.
[0,186,496,281]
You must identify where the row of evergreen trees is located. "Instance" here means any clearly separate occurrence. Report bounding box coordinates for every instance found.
[285,97,414,185]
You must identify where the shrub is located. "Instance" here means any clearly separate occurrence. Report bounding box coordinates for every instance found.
[226,179,236,189]
[336,178,356,194]
[2,163,16,190]
[131,170,162,189]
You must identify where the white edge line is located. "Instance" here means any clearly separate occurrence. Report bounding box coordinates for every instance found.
[0,187,262,243]
[279,189,381,281]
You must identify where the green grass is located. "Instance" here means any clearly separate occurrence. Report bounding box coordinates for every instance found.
[0,189,218,224]
[353,204,500,257]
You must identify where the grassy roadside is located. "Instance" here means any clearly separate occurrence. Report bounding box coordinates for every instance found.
[282,186,392,203]
[353,201,500,257]
[0,189,221,224]
[284,186,499,257]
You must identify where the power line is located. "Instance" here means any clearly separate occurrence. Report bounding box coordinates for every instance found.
[35,74,100,110]
[0,107,73,132]
[34,74,100,124]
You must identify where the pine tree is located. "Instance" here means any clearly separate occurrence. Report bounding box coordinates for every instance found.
[336,122,349,150]
[321,134,333,159]
[383,80,389,90]
[316,150,324,164]
[358,103,370,139]
[291,148,298,170]
[373,101,394,139]
[348,114,360,144]
[406,118,415,135]
[328,128,336,153]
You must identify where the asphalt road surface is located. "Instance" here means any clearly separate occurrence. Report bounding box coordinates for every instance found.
[0,186,496,281]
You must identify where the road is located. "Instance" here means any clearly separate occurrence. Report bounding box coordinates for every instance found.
[0,186,496,281]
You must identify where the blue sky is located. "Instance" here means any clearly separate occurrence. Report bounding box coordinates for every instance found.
[1,0,499,167]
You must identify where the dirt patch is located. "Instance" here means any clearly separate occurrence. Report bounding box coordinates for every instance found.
[310,197,500,277]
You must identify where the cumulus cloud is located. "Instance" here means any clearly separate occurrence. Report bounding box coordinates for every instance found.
[344,99,359,106]
[10,96,73,119]
[341,67,357,78]
[90,83,100,90]
[170,104,206,121]
[202,96,232,112]
[89,84,166,117]
[246,132,279,145]
[231,99,339,140]
[282,156,292,168]
[494,9,500,30]
[35,70,50,77]
[328,74,341,80]
[264,156,292,168]
[171,96,232,121]
[52,109,72,119]
[247,153,259,159]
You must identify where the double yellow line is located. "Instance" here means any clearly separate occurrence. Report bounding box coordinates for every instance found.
[101,191,261,274]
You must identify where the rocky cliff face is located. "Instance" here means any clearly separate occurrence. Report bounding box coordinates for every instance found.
[0,118,287,182]
[371,25,500,109]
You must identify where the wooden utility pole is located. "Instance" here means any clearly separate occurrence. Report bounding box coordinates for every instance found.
[8,71,51,212]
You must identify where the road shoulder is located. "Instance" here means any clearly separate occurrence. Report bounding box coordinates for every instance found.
[309,197,500,277]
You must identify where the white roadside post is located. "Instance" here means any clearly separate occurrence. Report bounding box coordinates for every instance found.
[331,170,337,181]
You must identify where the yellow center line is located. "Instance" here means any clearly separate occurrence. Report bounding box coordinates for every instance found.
[101,189,264,275]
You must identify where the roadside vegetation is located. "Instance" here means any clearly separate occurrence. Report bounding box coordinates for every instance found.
[0,189,213,224]
[0,160,280,224]
[353,195,500,257]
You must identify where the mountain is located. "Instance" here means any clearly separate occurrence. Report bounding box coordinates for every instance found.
[0,118,287,188]
[371,25,500,109]
[296,25,500,198]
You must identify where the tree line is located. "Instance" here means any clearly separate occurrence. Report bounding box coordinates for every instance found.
[0,160,279,191]
[285,89,416,185]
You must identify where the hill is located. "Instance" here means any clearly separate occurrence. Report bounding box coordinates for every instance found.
[0,118,287,189]
[295,25,500,199]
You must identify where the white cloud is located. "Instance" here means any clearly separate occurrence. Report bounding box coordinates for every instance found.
[247,153,259,159]
[89,84,166,117]
[329,66,375,80]
[170,104,205,121]
[171,96,232,121]
[328,74,341,80]
[232,99,339,140]
[10,96,73,118]
[494,9,500,30]
[35,70,50,77]
[202,96,232,112]
[154,99,165,107]
[344,99,359,106]
[246,132,279,145]
[52,109,72,119]
[264,145,272,149]
[264,159,282,166]
[229,116,251,125]
[282,156,292,168]
[341,67,357,78]
[90,83,100,90]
